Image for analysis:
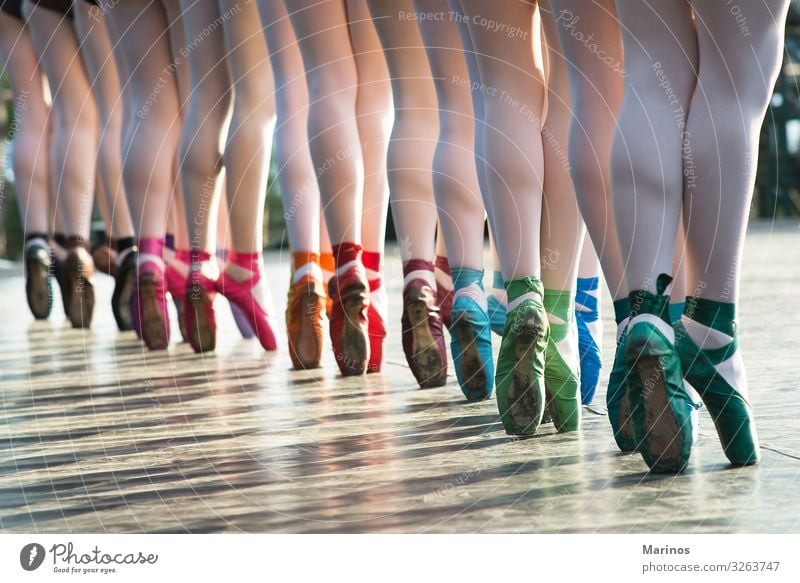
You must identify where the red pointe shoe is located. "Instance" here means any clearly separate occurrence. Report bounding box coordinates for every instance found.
[435,255,453,329]
[329,244,369,375]
[402,259,447,387]
[320,251,335,317]
[166,249,190,342]
[184,251,217,353]
[362,250,386,373]
[217,252,278,352]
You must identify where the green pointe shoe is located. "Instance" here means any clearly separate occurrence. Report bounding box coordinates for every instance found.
[543,290,581,432]
[495,276,549,435]
[607,328,639,452]
[624,274,693,473]
[674,319,759,467]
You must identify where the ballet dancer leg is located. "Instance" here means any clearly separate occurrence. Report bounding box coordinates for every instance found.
[106,0,182,349]
[24,0,99,328]
[539,0,583,431]
[74,1,138,330]
[416,0,493,401]
[675,0,790,466]
[177,0,230,352]
[215,0,279,353]
[460,0,548,435]
[612,0,697,472]
[367,0,447,388]
[0,12,53,319]
[286,0,369,375]
[259,0,325,368]
[347,0,393,373]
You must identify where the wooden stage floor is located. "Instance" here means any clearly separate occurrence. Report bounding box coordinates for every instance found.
[1,223,799,533]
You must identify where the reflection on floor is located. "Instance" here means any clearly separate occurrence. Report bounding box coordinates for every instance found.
[1,223,799,533]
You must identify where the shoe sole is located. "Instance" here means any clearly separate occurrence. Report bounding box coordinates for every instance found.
[64,253,94,329]
[504,309,544,435]
[618,392,636,450]
[26,256,52,320]
[290,288,323,370]
[633,356,688,473]
[338,286,368,376]
[187,284,215,353]
[139,273,169,350]
[406,299,446,388]
[451,311,488,401]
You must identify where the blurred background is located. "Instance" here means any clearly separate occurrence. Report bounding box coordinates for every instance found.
[2,5,800,261]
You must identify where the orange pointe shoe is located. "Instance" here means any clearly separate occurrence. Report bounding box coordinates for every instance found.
[286,252,326,370]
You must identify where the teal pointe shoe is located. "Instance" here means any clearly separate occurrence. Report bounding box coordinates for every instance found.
[450,268,494,402]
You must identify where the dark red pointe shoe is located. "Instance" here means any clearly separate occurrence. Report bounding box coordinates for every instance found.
[435,255,453,330]
[402,260,448,388]
[328,265,370,375]
[329,244,370,376]
[132,238,170,350]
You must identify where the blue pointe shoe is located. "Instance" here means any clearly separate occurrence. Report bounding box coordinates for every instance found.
[450,268,494,402]
[487,270,506,336]
[575,277,602,405]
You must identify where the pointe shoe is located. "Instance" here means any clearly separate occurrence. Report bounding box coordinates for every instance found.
[675,317,759,467]
[495,276,548,436]
[24,238,53,320]
[401,268,448,388]
[575,277,602,405]
[112,247,137,332]
[217,258,278,353]
[367,279,387,373]
[133,263,170,350]
[165,250,194,342]
[607,330,638,452]
[543,290,581,433]
[286,275,325,370]
[92,244,117,277]
[328,262,370,375]
[184,260,217,354]
[624,274,693,473]
[216,249,255,339]
[63,241,95,329]
[450,276,494,402]
[434,256,454,329]
[487,270,507,336]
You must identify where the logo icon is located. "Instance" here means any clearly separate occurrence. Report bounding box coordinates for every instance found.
[20,543,46,571]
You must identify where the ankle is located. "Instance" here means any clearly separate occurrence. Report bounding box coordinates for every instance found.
[403,259,436,290]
